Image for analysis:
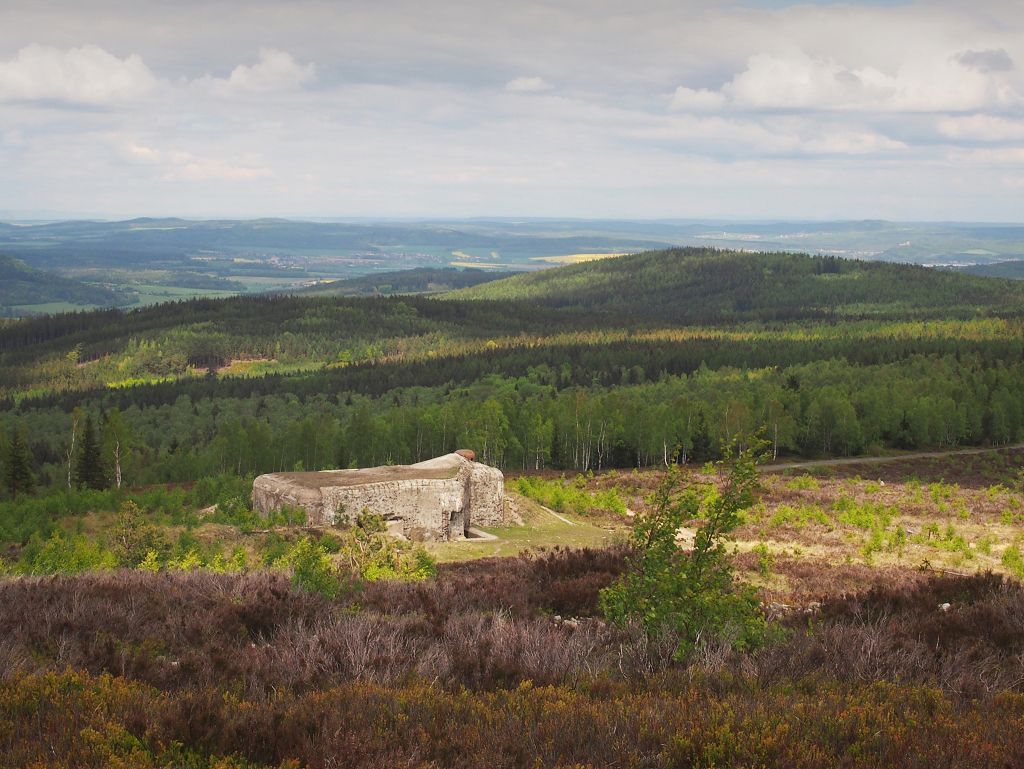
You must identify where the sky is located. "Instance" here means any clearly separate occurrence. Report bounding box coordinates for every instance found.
[1,0,1022,221]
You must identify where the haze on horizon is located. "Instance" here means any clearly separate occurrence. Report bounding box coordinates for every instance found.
[1,0,1023,222]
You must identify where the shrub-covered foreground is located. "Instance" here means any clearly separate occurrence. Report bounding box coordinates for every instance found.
[2,553,1024,767]
[4,668,1024,769]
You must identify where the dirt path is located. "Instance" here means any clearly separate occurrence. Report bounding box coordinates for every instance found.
[761,443,1024,473]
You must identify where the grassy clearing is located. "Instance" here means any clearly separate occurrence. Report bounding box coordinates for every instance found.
[427,491,624,563]
[529,252,629,264]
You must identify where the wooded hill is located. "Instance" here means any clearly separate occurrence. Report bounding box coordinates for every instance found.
[295,267,512,297]
[2,247,1024,488]
[0,255,132,312]
[453,247,1024,321]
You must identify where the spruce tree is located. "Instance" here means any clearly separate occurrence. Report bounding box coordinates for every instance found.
[3,430,35,499]
[689,411,716,464]
[74,414,107,490]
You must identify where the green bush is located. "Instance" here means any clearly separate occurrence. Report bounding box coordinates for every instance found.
[16,531,118,575]
[1002,545,1024,579]
[279,537,343,599]
[600,448,771,658]
[515,475,627,517]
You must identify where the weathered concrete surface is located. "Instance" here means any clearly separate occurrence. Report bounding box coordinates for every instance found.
[252,452,505,541]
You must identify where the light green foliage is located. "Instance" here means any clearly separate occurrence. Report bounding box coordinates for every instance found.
[138,550,161,572]
[1002,545,1024,579]
[170,549,204,571]
[861,480,882,495]
[912,523,973,558]
[784,474,819,491]
[752,542,774,578]
[209,492,307,530]
[769,504,830,529]
[279,537,343,599]
[833,498,895,530]
[599,448,771,658]
[17,531,118,575]
[986,484,1009,500]
[928,481,958,504]
[515,475,627,517]
[336,513,437,582]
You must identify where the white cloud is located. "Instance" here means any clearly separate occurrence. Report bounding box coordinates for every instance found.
[938,114,1024,141]
[1,1,1024,219]
[123,141,272,181]
[505,76,552,93]
[223,49,315,92]
[721,49,1019,112]
[668,86,726,112]
[0,44,156,105]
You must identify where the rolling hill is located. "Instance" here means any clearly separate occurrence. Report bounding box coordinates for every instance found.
[451,247,1024,322]
[295,267,512,297]
[955,261,1024,280]
[0,255,133,313]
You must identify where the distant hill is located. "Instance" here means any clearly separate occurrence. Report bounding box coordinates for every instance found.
[295,267,513,297]
[451,247,1024,322]
[0,255,132,312]
[954,261,1024,280]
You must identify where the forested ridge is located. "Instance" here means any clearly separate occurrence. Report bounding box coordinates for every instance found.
[2,247,1024,491]
[454,247,1024,321]
[0,255,132,310]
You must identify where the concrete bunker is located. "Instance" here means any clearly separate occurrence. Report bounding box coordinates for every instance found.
[251,451,505,541]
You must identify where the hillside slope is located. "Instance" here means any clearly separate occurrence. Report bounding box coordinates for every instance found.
[295,267,512,297]
[451,247,1024,322]
[0,255,132,311]
[955,261,1024,280]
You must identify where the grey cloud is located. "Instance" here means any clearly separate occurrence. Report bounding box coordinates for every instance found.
[957,48,1014,72]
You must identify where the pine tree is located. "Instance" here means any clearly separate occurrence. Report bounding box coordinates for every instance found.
[74,414,107,490]
[689,411,716,464]
[3,430,35,499]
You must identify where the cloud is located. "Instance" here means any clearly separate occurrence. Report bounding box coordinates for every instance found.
[956,48,1014,73]
[223,49,315,91]
[124,141,273,181]
[0,44,156,105]
[937,115,1024,141]
[505,76,552,93]
[668,48,1021,113]
[668,86,726,112]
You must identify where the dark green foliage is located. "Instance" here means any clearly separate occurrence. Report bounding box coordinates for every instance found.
[73,414,107,490]
[601,449,769,656]
[111,500,170,567]
[3,429,35,499]
[457,247,1024,322]
[0,254,132,310]
[688,411,715,464]
[297,266,512,296]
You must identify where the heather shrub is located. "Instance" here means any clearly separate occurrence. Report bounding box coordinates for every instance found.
[5,668,1024,769]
